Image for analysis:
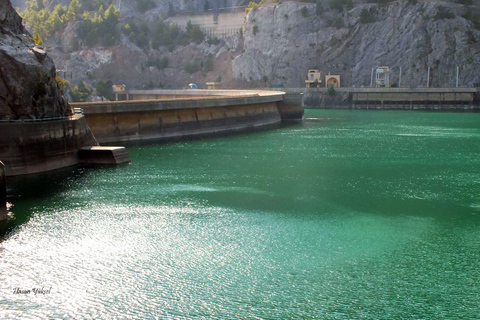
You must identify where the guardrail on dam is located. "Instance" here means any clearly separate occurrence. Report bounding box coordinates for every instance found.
[70,89,304,145]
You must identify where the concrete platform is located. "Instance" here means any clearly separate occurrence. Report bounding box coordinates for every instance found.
[78,146,131,165]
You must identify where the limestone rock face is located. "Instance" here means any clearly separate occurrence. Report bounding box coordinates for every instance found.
[233,1,480,88]
[0,0,70,120]
[33,0,480,90]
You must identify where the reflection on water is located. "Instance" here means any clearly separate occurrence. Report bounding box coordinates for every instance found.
[1,110,480,319]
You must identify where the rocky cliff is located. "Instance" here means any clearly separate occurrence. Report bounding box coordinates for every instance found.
[29,0,480,92]
[0,0,70,120]
[235,0,480,88]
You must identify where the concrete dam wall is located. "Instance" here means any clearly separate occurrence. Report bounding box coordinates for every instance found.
[72,90,301,145]
[0,114,98,176]
[302,88,479,110]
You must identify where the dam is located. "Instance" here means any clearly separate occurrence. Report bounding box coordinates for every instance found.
[301,87,480,110]
[70,89,304,145]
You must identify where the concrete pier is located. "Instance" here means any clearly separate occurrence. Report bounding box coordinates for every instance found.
[79,146,130,165]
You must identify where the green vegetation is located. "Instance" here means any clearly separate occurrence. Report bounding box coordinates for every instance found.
[33,32,43,45]
[78,4,120,47]
[330,36,340,47]
[252,24,259,35]
[360,8,375,24]
[327,86,336,96]
[204,54,214,73]
[331,17,344,28]
[463,11,480,29]
[455,0,473,4]
[124,20,205,51]
[246,1,263,13]
[137,0,155,13]
[434,6,455,20]
[21,0,120,47]
[21,0,82,39]
[80,0,113,11]
[301,6,309,17]
[316,2,323,15]
[328,0,353,12]
[183,55,215,75]
[95,80,114,100]
[146,57,169,70]
[365,0,394,4]
[55,75,69,88]
[466,29,477,43]
[70,81,92,102]
[184,59,202,74]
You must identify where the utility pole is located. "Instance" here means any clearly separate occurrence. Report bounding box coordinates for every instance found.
[427,66,430,88]
[370,67,374,87]
[456,66,459,88]
[399,66,402,88]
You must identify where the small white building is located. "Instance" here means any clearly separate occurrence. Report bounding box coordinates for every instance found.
[305,69,322,88]
[375,67,390,87]
[112,84,127,101]
[325,73,341,88]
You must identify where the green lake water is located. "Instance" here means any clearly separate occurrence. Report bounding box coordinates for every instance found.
[1,109,480,319]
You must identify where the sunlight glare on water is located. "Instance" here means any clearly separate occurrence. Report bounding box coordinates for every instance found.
[1,109,480,319]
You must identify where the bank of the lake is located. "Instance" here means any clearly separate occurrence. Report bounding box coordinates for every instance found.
[1,109,479,319]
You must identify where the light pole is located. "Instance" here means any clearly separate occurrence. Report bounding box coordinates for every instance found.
[399,66,402,88]
[456,66,459,88]
[427,65,430,88]
[370,67,374,87]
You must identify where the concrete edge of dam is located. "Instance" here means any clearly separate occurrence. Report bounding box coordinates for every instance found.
[0,114,99,177]
[71,89,304,145]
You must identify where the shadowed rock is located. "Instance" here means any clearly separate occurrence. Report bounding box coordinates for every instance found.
[0,0,71,120]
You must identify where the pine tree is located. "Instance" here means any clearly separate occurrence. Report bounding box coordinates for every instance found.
[33,32,43,45]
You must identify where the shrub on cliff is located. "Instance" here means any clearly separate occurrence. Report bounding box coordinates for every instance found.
[184,60,202,74]
[301,6,309,17]
[33,33,43,45]
[328,0,353,12]
[246,1,263,13]
[455,0,473,5]
[463,10,480,29]
[70,81,92,102]
[360,8,375,24]
[434,6,455,20]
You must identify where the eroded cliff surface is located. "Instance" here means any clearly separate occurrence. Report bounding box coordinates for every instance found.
[0,0,70,120]
[21,0,480,91]
[234,1,480,88]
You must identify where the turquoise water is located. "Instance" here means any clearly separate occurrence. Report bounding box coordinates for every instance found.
[1,109,480,319]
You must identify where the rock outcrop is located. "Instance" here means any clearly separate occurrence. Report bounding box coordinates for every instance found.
[32,0,480,91]
[0,0,70,120]
[234,1,480,88]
